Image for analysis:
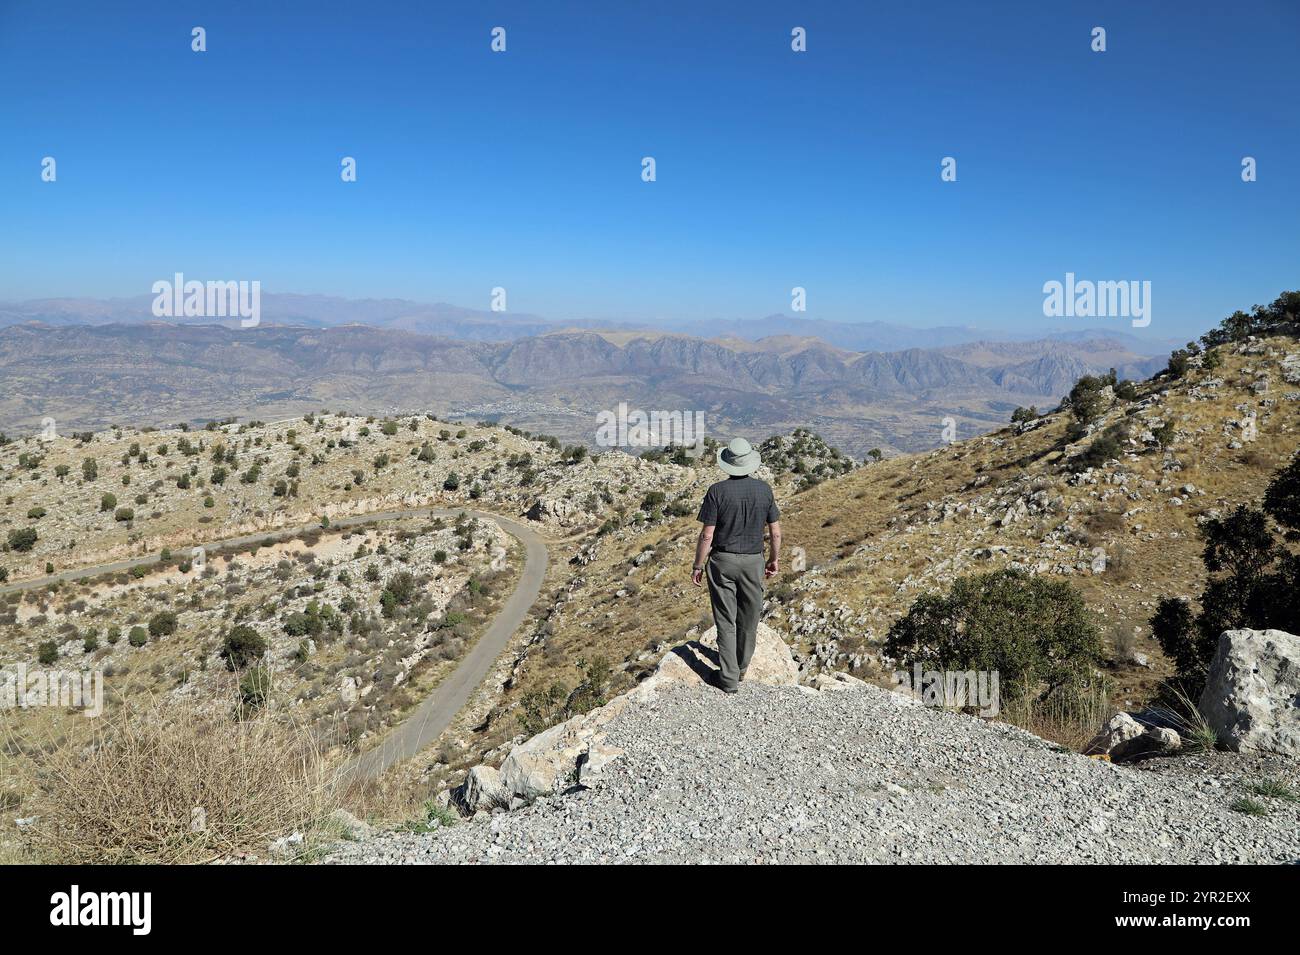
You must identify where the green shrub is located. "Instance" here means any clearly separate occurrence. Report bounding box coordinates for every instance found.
[128,626,148,648]
[885,569,1103,702]
[239,667,272,708]
[383,571,417,606]
[1166,348,1192,379]
[1150,458,1300,695]
[1073,424,1127,471]
[220,625,267,671]
[38,640,59,666]
[148,611,178,638]
[7,528,37,552]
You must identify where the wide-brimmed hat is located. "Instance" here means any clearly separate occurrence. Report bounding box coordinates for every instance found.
[718,437,761,476]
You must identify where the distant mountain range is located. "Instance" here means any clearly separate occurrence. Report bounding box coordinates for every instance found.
[0,321,1167,457]
[0,293,1183,355]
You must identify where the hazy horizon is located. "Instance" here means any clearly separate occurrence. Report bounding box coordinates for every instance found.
[2,0,1297,340]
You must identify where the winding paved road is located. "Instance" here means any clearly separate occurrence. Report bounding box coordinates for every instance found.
[0,506,549,781]
[340,510,547,781]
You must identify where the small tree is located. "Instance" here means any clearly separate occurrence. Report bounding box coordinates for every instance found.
[220,625,267,671]
[1151,453,1300,694]
[1067,374,1110,426]
[1165,348,1192,379]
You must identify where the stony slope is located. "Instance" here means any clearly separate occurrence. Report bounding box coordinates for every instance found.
[324,677,1300,864]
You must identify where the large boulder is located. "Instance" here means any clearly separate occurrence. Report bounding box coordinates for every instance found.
[1198,629,1300,756]
[655,623,799,689]
[1085,713,1184,760]
[1084,712,1147,759]
[454,764,512,813]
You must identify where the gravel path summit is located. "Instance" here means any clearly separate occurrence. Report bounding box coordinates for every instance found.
[326,681,1300,865]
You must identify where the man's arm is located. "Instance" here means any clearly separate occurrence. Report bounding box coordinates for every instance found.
[691,525,714,587]
[765,520,782,578]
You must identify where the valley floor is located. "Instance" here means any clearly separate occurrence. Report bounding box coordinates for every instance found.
[323,682,1300,864]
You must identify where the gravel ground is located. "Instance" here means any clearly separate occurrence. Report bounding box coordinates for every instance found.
[323,682,1300,864]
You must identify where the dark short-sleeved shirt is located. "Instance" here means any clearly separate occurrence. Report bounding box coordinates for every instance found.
[697,476,780,555]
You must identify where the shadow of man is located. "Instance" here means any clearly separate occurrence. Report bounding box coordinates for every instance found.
[668,641,723,687]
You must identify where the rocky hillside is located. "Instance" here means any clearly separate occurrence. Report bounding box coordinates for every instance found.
[5,312,1296,862]
[0,411,712,582]
[1,512,516,756]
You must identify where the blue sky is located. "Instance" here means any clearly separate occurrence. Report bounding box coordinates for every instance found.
[0,0,1296,338]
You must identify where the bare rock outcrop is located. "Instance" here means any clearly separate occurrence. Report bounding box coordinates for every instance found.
[454,624,798,812]
[1198,628,1300,756]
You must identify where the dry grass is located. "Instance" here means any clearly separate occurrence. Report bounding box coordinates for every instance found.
[11,697,335,864]
[999,683,1113,752]
[336,767,440,825]
[1146,682,1220,753]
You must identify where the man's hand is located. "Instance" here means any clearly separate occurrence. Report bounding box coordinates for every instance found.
[693,525,714,588]
[764,558,779,579]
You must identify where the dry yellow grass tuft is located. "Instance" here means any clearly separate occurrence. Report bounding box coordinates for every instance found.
[11,697,334,864]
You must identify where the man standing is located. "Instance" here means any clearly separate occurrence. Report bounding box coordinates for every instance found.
[691,438,781,694]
